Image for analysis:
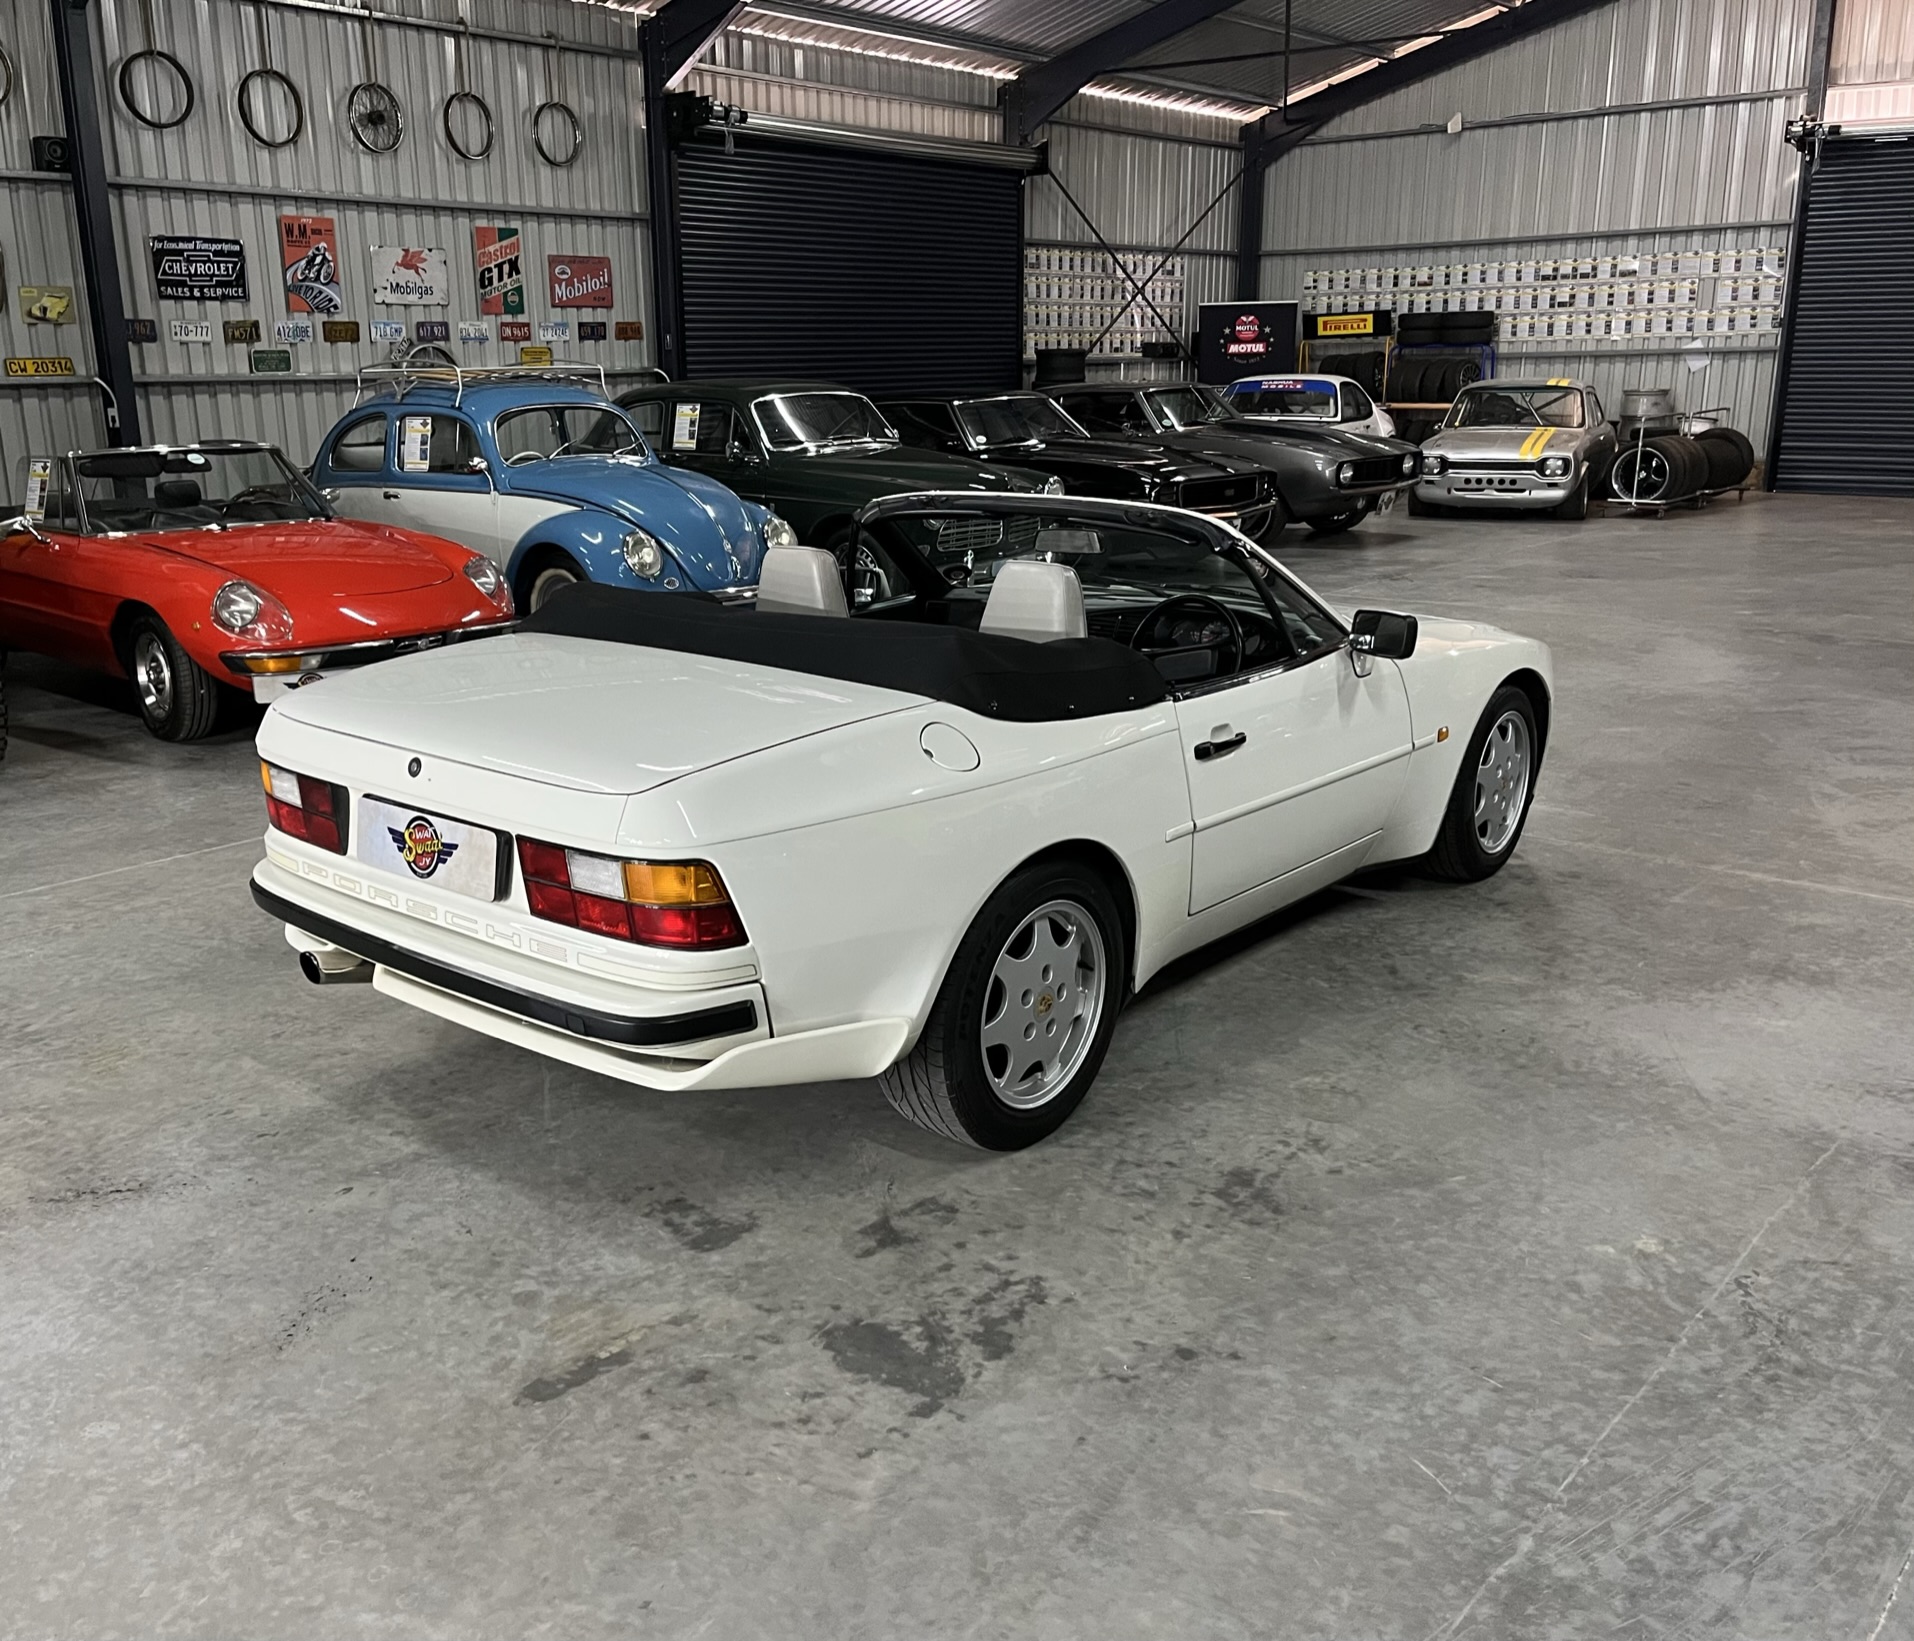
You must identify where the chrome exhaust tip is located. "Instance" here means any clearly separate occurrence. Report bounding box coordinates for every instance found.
[299,949,373,985]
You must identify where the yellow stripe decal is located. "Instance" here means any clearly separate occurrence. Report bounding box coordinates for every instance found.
[1546,377,1572,386]
[1518,427,1557,459]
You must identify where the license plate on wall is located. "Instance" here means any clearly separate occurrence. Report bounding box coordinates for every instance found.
[358,797,503,900]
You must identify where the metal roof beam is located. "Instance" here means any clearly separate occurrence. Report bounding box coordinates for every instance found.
[1235,0,1623,296]
[1003,0,1248,144]
[643,0,750,90]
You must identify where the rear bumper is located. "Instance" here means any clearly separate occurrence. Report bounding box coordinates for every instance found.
[253,862,910,1091]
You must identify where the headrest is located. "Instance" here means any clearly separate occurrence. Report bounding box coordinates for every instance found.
[979,560,1088,644]
[756,545,848,618]
[153,478,203,507]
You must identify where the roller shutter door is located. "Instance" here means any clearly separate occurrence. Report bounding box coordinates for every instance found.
[674,136,1023,397]
[1773,135,1914,495]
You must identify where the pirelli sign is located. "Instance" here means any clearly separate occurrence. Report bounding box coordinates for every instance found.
[1317,313,1376,336]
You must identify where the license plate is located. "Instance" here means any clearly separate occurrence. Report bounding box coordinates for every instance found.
[1376,489,1398,513]
[358,796,503,900]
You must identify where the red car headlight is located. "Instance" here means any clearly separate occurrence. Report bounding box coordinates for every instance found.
[516,838,746,950]
[261,761,348,854]
[212,580,294,643]
[462,553,513,610]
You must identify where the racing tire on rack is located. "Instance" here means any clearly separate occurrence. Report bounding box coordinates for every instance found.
[1391,358,1428,403]
[1421,684,1540,882]
[125,613,221,742]
[518,549,586,615]
[1695,427,1755,488]
[878,859,1127,1151]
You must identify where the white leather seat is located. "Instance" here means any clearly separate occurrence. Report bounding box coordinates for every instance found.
[978,560,1087,643]
[756,546,848,618]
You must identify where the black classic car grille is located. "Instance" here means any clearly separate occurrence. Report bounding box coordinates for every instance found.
[1341,456,1408,487]
[1176,475,1263,512]
[933,514,1043,557]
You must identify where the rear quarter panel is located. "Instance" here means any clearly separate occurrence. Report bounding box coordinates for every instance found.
[615,703,1192,1040]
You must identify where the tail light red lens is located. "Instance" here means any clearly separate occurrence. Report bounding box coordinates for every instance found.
[260,761,349,855]
[515,837,747,950]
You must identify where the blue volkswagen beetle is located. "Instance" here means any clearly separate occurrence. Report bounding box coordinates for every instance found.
[312,372,795,611]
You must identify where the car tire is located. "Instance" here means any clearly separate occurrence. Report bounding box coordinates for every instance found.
[878,859,1127,1151]
[518,550,586,614]
[1553,473,1590,520]
[1406,489,1443,517]
[1421,684,1541,882]
[1306,509,1364,536]
[1255,492,1293,542]
[126,613,221,742]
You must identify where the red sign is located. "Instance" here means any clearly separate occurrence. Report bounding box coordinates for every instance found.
[499,320,532,342]
[548,255,613,309]
[1227,311,1269,357]
[279,214,342,315]
[474,226,525,316]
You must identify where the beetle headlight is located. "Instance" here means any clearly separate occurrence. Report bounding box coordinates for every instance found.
[1422,452,1449,476]
[761,513,798,549]
[211,579,293,642]
[1538,454,1573,479]
[621,527,665,579]
[1337,461,1356,485]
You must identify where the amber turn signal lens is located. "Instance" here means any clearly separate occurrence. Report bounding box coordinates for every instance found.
[622,860,729,906]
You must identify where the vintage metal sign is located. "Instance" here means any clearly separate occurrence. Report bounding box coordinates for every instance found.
[275,318,314,344]
[547,255,612,309]
[250,347,293,374]
[614,320,645,341]
[150,235,248,301]
[322,319,361,343]
[457,320,491,344]
[20,286,75,323]
[170,320,213,343]
[474,226,525,316]
[279,214,343,314]
[415,320,450,343]
[224,318,262,344]
[370,245,450,306]
[5,356,76,376]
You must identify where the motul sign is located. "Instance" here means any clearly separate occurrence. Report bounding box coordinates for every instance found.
[548,255,613,309]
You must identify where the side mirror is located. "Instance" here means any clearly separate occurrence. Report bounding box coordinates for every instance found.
[1349,609,1418,673]
[1,513,52,544]
[463,455,493,485]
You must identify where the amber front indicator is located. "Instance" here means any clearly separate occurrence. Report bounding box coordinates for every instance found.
[515,838,746,950]
[260,761,349,854]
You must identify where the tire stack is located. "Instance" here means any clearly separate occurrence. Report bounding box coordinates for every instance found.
[1313,348,1387,397]
[1387,354,1485,405]
[1608,427,1756,504]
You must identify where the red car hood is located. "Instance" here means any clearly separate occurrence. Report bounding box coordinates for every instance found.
[151,519,456,596]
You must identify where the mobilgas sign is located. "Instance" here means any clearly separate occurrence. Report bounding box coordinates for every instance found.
[150,236,248,301]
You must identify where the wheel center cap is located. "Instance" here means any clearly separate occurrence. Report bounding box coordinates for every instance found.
[1035,992,1055,1017]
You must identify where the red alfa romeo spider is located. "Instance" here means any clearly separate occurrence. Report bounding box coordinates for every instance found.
[1,441,515,741]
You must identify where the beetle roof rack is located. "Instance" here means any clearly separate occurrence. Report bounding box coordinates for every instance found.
[355,360,612,405]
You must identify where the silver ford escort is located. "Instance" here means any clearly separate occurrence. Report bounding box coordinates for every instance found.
[1410,377,1618,521]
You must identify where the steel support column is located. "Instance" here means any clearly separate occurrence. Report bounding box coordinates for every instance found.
[47,0,138,444]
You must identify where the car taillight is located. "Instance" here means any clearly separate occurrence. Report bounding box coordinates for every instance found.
[260,761,349,854]
[516,838,746,950]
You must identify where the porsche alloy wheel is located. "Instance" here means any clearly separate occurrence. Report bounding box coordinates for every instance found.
[128,616,220,742]
[980,899,1108,1110]
[1423,685,1540,881]
[879,861,1126,1150]
[1474,709,1532,854]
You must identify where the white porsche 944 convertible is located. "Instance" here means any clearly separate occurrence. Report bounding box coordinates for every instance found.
[252,493,1552,1150]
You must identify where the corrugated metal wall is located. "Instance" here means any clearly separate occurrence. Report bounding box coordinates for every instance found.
[1826,0,1914,125]
[1259,0,1814,450]
[2,0,647,486]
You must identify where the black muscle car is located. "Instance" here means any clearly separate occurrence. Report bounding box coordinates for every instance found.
[1052,382,1421,538]
[878,392,1279,537]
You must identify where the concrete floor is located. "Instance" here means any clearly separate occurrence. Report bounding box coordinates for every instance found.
[2,490,1911,1639]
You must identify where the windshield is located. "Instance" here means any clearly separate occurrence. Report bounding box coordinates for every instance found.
[1148,385,1231,430]
[495,404,646,463]
[1449,386,1585,430]
[70,447,326,532]
[1228,381,1336,419]
[955,395,1085,446]
[753,392,895,451]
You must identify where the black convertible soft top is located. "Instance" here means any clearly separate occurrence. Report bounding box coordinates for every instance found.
[524,584,1169,722]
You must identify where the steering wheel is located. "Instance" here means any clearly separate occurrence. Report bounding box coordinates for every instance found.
[1129,593,1244,681]
[502,449,545,467]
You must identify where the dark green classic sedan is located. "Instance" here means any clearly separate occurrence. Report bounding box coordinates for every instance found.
[616,380,1053,551]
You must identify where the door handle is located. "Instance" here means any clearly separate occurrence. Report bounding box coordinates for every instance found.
[382,490,401,500]
[1194,732,1246,762]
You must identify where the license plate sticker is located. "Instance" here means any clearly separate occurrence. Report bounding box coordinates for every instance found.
[358,797,502,900]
